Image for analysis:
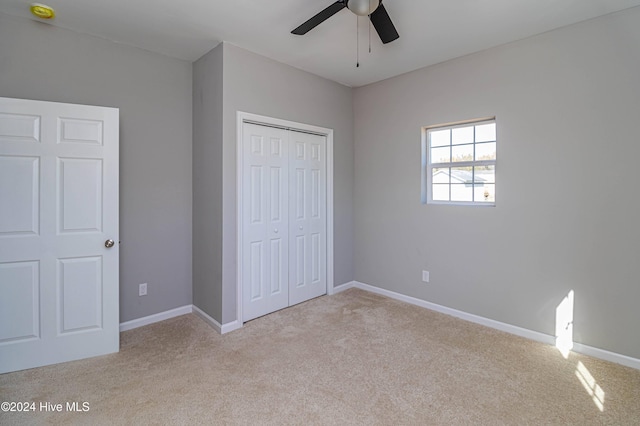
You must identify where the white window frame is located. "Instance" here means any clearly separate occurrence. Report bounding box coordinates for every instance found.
[421,117,496,206]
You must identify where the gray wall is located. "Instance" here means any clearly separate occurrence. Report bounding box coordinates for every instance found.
[353,7,640,358]
[192,43,355,324]
[192,44,224,321]
[0,14,193,322]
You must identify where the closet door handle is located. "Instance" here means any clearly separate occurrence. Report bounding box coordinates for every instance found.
[274,228,279,233]
[299,226,303,230]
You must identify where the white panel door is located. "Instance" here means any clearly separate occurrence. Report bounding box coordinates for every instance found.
[288,131,327,306]
[0,97,119,373]
[242,123,290,321]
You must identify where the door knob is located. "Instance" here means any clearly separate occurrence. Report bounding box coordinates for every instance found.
[274,228,279,233]
[299,226,303,230]
[105,239,115,248]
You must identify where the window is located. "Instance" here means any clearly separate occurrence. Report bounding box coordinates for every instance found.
[422,118,496,205]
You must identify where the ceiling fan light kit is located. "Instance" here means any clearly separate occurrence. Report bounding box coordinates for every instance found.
[347,0,380,16]
[292,0,399,44]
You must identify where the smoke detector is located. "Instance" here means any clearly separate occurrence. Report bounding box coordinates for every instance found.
[30,3,56,20]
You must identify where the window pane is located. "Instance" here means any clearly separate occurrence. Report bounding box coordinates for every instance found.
[451,184,472,202]
[474,165,495,184]
[475,183,495,203]
[430,129,450,147]
[430,146,450,163]
[432,184,450,201]
[452,126,473,145]
[475,123,496,142]
[475,142,496,160]
[450,166,473,184]
[452,144,473,162]
[432,167,450,184]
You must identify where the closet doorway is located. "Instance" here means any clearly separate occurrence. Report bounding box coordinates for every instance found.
[237,112,334,322]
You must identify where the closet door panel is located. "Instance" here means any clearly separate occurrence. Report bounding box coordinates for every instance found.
[289,131,327,306]
[242,123,289,321]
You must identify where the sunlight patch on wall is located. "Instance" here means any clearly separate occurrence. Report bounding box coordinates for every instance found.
[555,290,574,358]
[576,361,605,411]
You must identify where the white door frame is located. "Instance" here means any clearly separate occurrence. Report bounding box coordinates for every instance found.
[236,111,334,326]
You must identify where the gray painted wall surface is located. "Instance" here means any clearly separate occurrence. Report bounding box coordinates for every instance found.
[0,14,193,322]
[220,43,354,324]
[353,7,640,358]
[192,44,224,321]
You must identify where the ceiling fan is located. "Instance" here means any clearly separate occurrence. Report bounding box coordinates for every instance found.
[292,0,399,44]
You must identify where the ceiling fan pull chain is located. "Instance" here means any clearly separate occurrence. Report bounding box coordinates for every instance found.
[369,0,372,53]
[356,15,360,67]
[368,17,372,53]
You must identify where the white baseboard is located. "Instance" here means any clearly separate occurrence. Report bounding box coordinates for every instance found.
[573,342,640,370]
[220,320,243,334]
[349,281,640,370]
[120,304,243,335]
[332,281,357,294]
[119,305,192,332]
[192,305,223,333]
[118,283,640,370]
[192,305,243,334]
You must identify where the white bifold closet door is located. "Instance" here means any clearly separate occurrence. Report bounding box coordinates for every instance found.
[242,122,327,322]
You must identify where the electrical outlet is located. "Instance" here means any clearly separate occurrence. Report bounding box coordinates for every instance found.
[139,283,147,296]
[422,271,430,283]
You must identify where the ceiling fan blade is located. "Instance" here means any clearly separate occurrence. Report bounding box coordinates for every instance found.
[370,3,399,44]
[292,1,347,35]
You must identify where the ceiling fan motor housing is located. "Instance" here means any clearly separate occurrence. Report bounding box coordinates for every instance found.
[346,0,381,16]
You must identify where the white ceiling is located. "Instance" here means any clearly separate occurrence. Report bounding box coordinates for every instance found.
[2,0,640,87]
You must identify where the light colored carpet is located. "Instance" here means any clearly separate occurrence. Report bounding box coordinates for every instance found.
[1,288,639,425]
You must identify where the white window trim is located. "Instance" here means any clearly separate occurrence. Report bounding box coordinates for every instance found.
[421,117,496,206]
